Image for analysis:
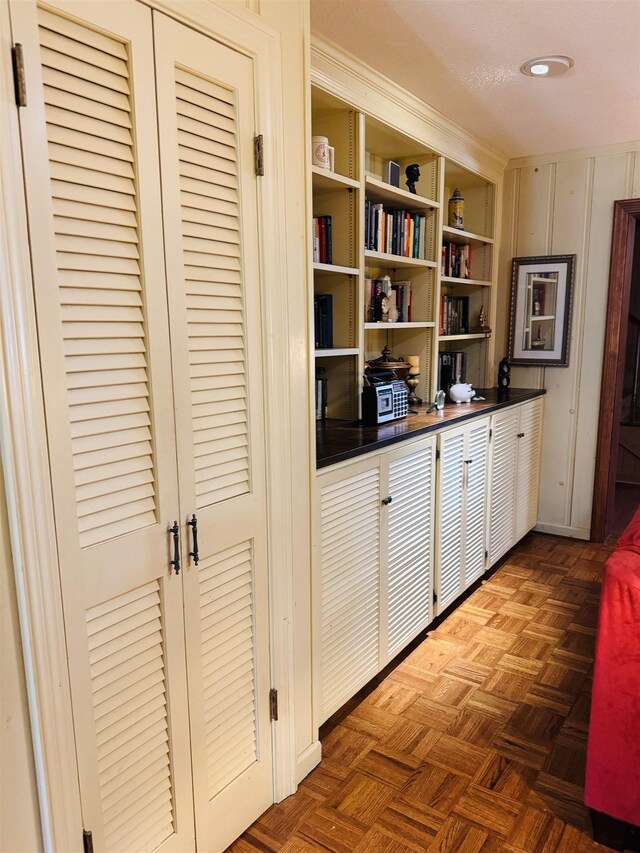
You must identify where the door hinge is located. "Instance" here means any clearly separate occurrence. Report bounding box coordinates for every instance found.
[436,446,440,461]
[269,687,278,722]
[82,830,94,853]
[433,591,438,603]
[12,44,27,107]
[489,428,493,439]
[254,134,264,176]
[485,549,488,562]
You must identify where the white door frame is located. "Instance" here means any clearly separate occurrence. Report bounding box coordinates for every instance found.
[0,1,298,848]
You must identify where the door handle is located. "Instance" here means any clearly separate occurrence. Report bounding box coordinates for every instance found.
[188,514,199,565]
[169,521,180,575]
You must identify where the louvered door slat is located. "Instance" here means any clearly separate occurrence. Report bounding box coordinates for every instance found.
[197,541,257,798]
[515,399,544,540]
[384,441,434,659]
[318,464,380,721]
[488,409,519,565]
[86,580,173,850]
[436,429,465,612]
[464,420,489,588]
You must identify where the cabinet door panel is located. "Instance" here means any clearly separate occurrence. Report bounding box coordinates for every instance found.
[154,14,273,849]
[436,427,465,612]
[12,2,193,850]
[488,408,519,566]
[317,463,380,722]
[384,439,435,661]
[515,398,544,540]
[464,419,489,588]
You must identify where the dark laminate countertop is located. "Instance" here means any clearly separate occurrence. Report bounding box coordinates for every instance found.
[316,388,546,469]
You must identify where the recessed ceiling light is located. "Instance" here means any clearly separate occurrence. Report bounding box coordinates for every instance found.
[520,56,574,77]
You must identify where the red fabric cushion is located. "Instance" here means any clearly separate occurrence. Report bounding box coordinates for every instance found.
[585,547,640,825]
[616,506,640,555]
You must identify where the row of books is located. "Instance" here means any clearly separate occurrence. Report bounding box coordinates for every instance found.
[437,351,466,391]
[441,242,471,279]
[439,295,470,336]
[364,201,427,260]
[365,278,413,323]
[312,216,332,265]
[313,294,333,348]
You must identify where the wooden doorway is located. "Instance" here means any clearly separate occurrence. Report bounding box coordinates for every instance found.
[591,199,640,541]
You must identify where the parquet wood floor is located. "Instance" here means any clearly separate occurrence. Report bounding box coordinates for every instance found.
[229,533,635,853]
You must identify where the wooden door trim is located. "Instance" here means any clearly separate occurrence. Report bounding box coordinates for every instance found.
[591,198,640,541]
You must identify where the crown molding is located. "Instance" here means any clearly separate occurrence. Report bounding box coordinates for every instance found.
[311,35,508,183]
[507,139,640,170]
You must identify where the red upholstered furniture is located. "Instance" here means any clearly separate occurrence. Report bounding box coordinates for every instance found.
[585,507,640,850]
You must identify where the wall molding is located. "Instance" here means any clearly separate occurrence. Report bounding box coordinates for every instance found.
[507,139,640,170]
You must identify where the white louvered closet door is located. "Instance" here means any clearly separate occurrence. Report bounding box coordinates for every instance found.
[153,15,273,850]
[317,459,381,723]
[515,399,544,541]
[463,418,489,588]
[12,2,194,851]
[381,438,435,663]
[488,408,519,566]
[436,426,465,613]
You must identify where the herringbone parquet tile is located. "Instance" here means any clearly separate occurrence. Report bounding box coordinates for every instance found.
[229,533,634,852]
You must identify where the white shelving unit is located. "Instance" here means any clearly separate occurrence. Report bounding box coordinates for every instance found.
[311,86,498,424]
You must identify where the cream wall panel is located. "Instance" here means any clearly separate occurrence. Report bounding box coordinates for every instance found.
[537,157,590,530]
[501,142,640,538]
[570,152,635,531]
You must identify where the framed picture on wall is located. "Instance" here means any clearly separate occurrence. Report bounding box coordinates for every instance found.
[508,254,576,367]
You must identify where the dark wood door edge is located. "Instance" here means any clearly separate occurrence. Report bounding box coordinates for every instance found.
[591,199,640,542]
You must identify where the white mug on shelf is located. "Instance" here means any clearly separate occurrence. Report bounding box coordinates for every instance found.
[312,135,334,171]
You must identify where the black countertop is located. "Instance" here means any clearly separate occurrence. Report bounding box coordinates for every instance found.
[316,388,546,469]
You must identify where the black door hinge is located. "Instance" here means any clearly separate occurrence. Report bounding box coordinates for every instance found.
[489,428,493,439]
[485,549,488,562]
[269,688,278,722]
[82,830,93,853]
[254,134,264,176]
[433,591,438,603]
[12,44,27,107]
[436,446,440,461]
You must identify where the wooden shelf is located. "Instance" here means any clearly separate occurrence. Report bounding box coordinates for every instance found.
[313,262,360,276]
[365,176,438,210]
[364,321,435,330]
[365,250,436,270]
[312,165,360,192]
[315,348,359,358]
[439,333,491,342]
[440,275,491,287]
[442,225,493,246]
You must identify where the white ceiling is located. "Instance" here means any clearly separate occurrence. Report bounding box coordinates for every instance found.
[310,0,640,160]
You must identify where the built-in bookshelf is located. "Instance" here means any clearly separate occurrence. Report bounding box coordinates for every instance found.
[310,86,498,427]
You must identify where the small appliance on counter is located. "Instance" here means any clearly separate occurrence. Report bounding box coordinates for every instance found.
[362,368,408,426]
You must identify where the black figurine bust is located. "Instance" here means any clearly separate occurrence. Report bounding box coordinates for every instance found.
[405,163,420,194]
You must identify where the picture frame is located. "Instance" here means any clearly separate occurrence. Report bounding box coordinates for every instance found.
[508,254,576,367]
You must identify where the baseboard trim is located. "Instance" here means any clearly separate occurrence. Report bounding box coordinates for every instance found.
[534,522,590,540]
[295,740,322,785]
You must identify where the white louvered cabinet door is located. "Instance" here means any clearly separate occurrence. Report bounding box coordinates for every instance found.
[153,15,272,851]
[316,459,381,723]
[515,398,544,541]
[488,408,519,567]
[435,425,465,613]
[463,418,489,589]
[381,437,435,664]
[12,3,193,851]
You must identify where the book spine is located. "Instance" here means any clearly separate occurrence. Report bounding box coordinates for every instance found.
[325,216,332,265]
